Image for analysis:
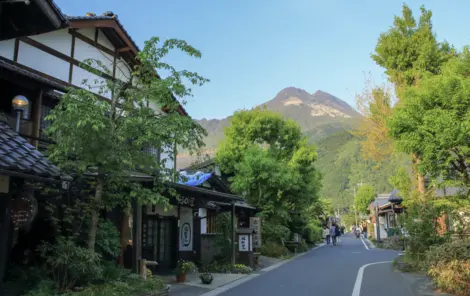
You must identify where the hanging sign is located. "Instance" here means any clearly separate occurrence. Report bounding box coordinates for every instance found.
[179,208,193,251]
[239,234,249,252]
[250,217,262,248]
[10,189,37,229]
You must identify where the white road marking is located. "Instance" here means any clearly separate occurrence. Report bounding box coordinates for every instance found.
[360,237,369,250]
[351,261,392,296]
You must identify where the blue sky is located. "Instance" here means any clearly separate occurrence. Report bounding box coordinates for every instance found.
[56,0,470,120]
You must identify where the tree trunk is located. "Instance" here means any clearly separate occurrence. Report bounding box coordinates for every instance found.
[119,209,130,267]
[88,176,104,250]
[411,153,426,193]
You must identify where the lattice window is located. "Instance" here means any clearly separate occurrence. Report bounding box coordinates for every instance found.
[40,104,52,139]
[206,210,217,234]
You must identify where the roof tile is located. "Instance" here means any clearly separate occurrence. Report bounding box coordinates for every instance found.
[0,120,60,179]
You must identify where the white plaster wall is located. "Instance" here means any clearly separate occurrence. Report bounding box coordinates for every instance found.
[160,145,175,171]
[74,38,114,74]
[17,42,69,81]
[179,207,194,251]
[0,39,15,59]
[72,65,112,99]
[98,29,114,51]
[30,29,72,55]
[77,28,94,40]
[115,57,132,82]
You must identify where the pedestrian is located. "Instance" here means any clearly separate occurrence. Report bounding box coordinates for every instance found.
[363,224,368,239]
[330,223,337,246]
[335,224,342,244]
[323,226,331,244]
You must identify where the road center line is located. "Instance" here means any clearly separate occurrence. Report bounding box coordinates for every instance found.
[351,261,392,296]
[360,237,369,250]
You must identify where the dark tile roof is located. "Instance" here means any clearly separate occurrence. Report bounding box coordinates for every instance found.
[65,15,140,52]
[0,120,61,179]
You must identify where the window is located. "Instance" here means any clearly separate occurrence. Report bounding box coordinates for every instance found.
[40,104,52,139]
[206,210,217,234]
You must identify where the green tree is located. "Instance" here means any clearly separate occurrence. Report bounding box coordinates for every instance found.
[46,37,207,250]
[371,4,455,193]
[216,108,321,241]
[354,184,376,214]
[389,48,470,189]
[389,167,412,200]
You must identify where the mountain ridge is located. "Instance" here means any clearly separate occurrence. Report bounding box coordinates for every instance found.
[177,87,361,169]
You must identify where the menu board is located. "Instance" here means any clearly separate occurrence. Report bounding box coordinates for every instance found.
[250,217,262,248]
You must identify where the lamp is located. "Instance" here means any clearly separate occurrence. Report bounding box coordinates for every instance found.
[11,95,29,133]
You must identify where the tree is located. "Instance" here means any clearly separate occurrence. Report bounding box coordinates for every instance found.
[389,48,470,189]
[371,4,455,193]
[46,37,207,250]
[354,184,376,214]
[216,108,321,241]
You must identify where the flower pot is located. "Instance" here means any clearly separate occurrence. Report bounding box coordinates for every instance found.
[176,273,186,283]
[200,273,213,285]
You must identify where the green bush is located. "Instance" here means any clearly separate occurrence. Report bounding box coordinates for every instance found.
[259,242,290,258]
[232,264,253,274]
[428,259,470,296]
[95,219,121,259]
[37,237,103,292]
[298,240,309,252]
[422,239,470,271]
[304,224,322,243]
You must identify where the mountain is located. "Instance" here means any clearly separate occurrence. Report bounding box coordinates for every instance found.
[177,87,361,169]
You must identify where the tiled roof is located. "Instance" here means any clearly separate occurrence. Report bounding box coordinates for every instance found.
[0,120,61,179]
[65,15,140,52]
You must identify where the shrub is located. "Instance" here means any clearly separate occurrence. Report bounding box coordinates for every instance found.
[232,264,252,274]
[304,224,322,243]
[422,239,470,271]
[37,237,103,292]
[259,242,290,258]
[95,219,121,259]
[298,240,309,252]
[428,259,470,296]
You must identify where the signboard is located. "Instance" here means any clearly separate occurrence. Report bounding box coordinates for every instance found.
[0,175,9,193]
[250,217,262,248]
[10,195,37,229]
[238,234,249,252]
[179,208,193,251]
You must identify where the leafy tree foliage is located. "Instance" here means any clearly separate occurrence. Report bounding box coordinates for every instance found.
[216,108,321,242]
[354,184,376,214]
[389,48,470,188]
[46,37,207,250]
[371,4,456,192]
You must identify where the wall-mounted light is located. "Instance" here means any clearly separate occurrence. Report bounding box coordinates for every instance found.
[12,95,29,133]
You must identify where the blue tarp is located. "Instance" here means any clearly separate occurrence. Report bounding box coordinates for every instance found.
[178,171,213,186]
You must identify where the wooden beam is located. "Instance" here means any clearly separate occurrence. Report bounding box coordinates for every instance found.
[13,38,19,61]
[231,203,236,265]
[31,89,43,148]
[117,47,131,53]
[19,37,114,81]
[68,29,117,57]
[94,28,99,42]
[69,34,76,83]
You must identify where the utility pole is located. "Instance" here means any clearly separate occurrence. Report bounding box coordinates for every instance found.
[353,187,358,229]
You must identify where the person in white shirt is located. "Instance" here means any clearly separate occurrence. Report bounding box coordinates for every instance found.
[323,226,331,244]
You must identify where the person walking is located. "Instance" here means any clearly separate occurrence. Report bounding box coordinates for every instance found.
[323,226,331,244]
[330,223,337,246]
[335,224,342,244]
[362,224,368,239]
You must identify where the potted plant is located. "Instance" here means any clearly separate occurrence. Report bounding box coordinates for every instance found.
[174,260,196,283]
[199,272,214,284]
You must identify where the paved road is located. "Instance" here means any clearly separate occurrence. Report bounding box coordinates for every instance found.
[215,234,440,296]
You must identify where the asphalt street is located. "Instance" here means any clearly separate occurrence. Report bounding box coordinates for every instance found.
[216,234,429,296]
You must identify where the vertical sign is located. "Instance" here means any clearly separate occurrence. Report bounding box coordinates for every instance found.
[250,217,262,248]
[179,208,193,251]
[238,234,249,252]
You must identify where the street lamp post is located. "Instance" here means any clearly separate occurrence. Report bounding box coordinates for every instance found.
[12,95,29,133]
[375,202,381,243]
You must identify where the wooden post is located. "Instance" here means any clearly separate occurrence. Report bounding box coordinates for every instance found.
[31,89,43,148]
[0,191,12,290]
[135,201,143,267]
[139,259,147,279]
[231,203,236,266]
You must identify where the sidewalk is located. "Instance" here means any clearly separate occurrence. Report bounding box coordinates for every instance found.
[164,272,250,296]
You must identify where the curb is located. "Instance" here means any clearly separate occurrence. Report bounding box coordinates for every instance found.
[200,243,326,296]
[365,238,377,249]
